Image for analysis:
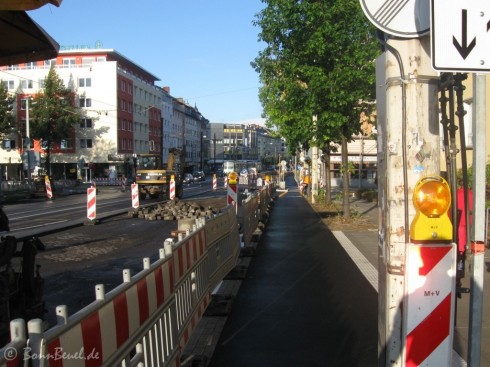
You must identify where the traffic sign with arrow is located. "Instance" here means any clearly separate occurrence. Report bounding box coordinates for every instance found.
[431,0,490,72]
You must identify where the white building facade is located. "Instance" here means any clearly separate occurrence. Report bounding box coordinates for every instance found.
[0,48,208,181]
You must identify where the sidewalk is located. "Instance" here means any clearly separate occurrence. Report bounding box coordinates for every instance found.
[182,175,488,367]
[184,175,378,366]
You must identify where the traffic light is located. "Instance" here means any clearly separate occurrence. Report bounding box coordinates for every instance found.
[410,175,452,241]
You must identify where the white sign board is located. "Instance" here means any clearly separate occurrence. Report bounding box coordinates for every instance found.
[431,0,490,72]
[360,0,430,38]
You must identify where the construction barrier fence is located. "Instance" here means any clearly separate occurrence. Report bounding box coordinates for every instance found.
[0,205,243,367]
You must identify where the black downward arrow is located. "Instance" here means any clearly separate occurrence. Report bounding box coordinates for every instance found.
[453,9,476,59]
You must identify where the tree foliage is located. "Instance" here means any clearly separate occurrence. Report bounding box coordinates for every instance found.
[252,0,379,151]
[0,81,15,140]
[29,67,82,174]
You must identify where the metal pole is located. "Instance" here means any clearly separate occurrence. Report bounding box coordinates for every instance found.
[468,73,485,367]
[213,133,216,170]
[200,132,203,170]
[26,97,31,184]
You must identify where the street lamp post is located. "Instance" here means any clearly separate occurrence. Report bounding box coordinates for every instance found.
[213,133,217,168]
[200,133,206,171]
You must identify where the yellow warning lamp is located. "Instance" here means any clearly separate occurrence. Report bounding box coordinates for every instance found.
[410,175,452,241]
[228,171,238,185]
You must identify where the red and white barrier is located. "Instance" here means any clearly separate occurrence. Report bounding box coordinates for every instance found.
[404,244,456,366]
[45,175,53,199]
[87,187,96,221]
[224,176,228,188]
[169,177,175,200]
[213,174,217,191]
[227,183,237,212]
[131,183,139,208]
[0,195,259,367]
[44,258,175,366]
[174,230,206,283]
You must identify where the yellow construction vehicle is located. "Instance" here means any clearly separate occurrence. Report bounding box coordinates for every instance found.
[135,148,184,200]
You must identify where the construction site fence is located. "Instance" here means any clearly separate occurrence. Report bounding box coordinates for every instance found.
[0,204,242,367]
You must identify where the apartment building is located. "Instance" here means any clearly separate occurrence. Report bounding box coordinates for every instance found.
[0,48,208,181]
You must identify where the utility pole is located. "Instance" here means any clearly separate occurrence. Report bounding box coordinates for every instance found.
[360,1,461,364]
[377,35,443,366]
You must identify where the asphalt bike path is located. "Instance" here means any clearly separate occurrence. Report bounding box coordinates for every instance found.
[208,176,378,367]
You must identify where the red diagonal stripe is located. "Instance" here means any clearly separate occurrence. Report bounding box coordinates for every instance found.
[169,259,175,293]
[113,292,129,347]
[186,241,191,269]
[406,293,452,366]
[177,247,184,277]
[155,266,164,306]
[81,312,103,367]
[200,231,205,255]
[137,279,149,324]
[47,338,62,367]
[192,237,197,262]
[418,246,451,276]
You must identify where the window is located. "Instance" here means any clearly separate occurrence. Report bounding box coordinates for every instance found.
[79,98,92,108]
[79,118,93,128]
[80,139,93,148]
[2,140,16,149]
[44,59,56,67]
[3,80,14,90]
[62,58,76,68]
[82,57,95,65]
[20,79,33,89]
[78,78,91,87]
[60,139,73,149]
[96,56,106,62]
[25,62,36,69]
[39,78,46,89]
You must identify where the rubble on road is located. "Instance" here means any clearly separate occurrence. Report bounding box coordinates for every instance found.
[128,199,222,221]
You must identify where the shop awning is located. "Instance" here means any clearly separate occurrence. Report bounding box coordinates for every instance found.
[0,1,62,11]
[0,10,59,66]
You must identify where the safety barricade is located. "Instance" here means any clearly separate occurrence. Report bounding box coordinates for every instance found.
[238,192,260,247]
[0,206,240,367]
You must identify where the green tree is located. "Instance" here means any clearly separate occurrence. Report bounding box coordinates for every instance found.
[29,67,82,176]
[0,81,15,140]
[252,0,379,217]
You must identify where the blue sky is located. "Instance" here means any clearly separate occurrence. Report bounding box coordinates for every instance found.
[28,0,266,124]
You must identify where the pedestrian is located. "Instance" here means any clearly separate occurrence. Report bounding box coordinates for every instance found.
[302,171,310,195]
[299,167,310,195]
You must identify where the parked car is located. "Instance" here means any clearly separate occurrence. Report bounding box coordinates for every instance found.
[183,173,194,184]
[193,171,205,182]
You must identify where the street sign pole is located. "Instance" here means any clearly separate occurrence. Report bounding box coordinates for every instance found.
[468,74,486,367]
